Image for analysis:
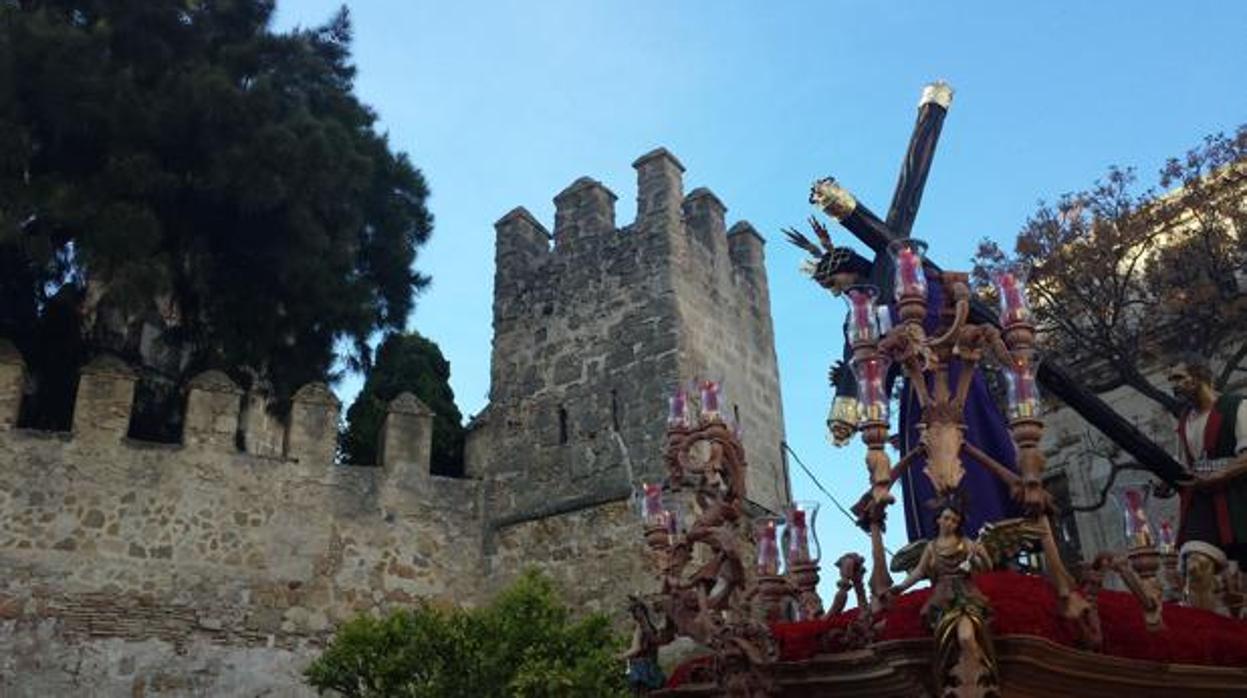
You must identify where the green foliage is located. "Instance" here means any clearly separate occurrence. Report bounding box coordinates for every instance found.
[0,1,433,426]
[304,570,628,698]
[341,331,465,475]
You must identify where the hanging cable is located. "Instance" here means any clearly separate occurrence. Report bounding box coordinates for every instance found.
[783,442,895,557]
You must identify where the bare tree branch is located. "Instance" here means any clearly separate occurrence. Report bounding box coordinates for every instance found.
[1069,460,1155,513]
[1217,340,1247,391]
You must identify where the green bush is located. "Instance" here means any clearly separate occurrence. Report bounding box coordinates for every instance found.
[304,571,628,697]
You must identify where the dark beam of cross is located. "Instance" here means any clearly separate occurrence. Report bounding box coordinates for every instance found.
[818,82,1189,485]
[867,81,956,310]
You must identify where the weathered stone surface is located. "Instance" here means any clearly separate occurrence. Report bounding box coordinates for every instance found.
[72,354,138,442]
[380,392,434,487]
[0,338,24,430]
[286,382,340,466]
[184,370,243,453]
[0,424,482,696]
[479,148,788,520]
[0,149,791,697]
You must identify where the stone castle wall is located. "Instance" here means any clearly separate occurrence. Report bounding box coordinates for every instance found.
[0,352,482,697]
[471,148,787,521]
[0,149,789,696]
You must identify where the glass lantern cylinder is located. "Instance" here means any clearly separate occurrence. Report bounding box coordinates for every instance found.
[640,482,666,528]
[1158,517,1175,553]
[993,270,1033,325]
[1114,486,1155,549]
[1005,358,1040,420]
[888,239,929,301]
[700,380,720,420]
[783,501,821,566]
[667,387,688,427]
[844,285,881,345]
[853,356,892,423]
[755,517,782,576]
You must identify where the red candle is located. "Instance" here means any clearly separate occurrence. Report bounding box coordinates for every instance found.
[667,388,687,426]
[864,359,881,403]
[898,247,920,293]
[1002,274,1022,321]
[787,510,809,563]
[1159,518,1174,549]
[852,293,873,338]
[700,380,719,416]
[642,483,664,525]
[756,519,779,575]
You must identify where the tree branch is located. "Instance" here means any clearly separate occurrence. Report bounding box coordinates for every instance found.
[1217,340,1247,391]
[1070,460,1155,513]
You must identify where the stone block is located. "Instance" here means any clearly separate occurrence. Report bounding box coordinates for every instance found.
[683,187,728,254]
[72,354,137,442]
[240,385,284,457]
[0,339,25,430]
[633,147,685,230]
[184,370,242,453]
[553,176,617,249]
[284,382,340,467]
[728,221,766,272]
[379,392,435,487]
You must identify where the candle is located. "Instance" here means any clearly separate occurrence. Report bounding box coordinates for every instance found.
[898,248,919,289]
[755,518,780,576]
[889,239,928,300]
[1159,517,1175,552]
[844,286,880,344]
[1116,487,1154,548]
[700,380,720,418]
[786,510,809,564]
[667,388,687,426]
[994,271,1032,324]
[642,483,665,526]
[1005,359,1039,419]
[853,357,891,423]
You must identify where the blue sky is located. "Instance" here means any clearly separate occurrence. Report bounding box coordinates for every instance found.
[275,2,1247,574]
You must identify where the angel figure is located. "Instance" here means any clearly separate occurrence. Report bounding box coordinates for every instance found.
[888,500,999,696]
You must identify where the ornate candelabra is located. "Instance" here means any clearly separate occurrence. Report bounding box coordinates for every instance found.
[828,239,1106,692]
[633,381,796,697]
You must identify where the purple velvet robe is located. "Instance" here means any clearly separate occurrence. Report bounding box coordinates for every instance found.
[894,274,1021,541]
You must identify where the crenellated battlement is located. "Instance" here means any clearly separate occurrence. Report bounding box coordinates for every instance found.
[0,348,441,488]
[482,148,788,523]
[492,149,772,320]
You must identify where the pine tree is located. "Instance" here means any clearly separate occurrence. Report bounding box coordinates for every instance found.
[0,1,433,433]
[341,332,465,476]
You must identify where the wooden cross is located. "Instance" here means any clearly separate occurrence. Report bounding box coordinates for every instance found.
[819,81,1187,484]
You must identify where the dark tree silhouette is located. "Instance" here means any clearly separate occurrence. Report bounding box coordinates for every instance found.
[0,1,433,437]
[341,332,465,476]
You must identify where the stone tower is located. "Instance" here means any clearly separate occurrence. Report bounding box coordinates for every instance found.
[467,148,789,534]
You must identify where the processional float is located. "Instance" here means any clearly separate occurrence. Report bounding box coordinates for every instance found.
[626,81,1247,698]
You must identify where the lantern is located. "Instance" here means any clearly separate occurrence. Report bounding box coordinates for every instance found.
[1113,486,1155,549]
[993,270,1033,325]
[783,501,821,566]
[853,356,892,423]
[755,517,782,576]
[1004,358,1040,420]
[844,285,881,345]
[888,238,929,301]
